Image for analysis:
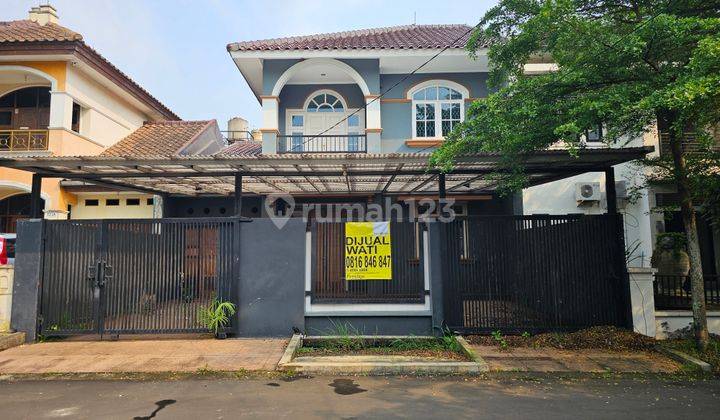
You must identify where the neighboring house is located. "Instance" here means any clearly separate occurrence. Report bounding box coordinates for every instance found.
[65,120,227,219]
[227,24,519,216]
[0,4,178,230]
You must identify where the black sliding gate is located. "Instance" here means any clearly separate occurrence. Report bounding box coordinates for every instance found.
[443,215,630,333]
[39,218,237,337]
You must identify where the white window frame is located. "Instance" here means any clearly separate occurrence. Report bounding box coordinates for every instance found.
[407,80,470,140]
[303,89,348,113]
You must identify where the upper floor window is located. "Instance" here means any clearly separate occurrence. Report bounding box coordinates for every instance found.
[408,81,469,139]
[306,92,344,113]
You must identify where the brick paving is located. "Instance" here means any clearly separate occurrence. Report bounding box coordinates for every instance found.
[471,345,682,373]
[0,338,288,374]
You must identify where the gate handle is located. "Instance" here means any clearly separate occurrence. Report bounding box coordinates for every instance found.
[87,263,98,288]
[100,262,113,288]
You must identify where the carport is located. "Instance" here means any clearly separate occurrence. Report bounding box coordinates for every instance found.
[2,147,652,339]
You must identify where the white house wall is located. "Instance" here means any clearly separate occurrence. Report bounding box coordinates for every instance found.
[64,66,149,147]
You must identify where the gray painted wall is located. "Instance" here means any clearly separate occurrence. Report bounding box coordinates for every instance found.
[236,219,306,337]
[263,59,380,95]
[10,219,43,342]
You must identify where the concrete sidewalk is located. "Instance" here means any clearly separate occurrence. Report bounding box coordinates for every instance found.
[0,338,288,374]
[471,345,681,373]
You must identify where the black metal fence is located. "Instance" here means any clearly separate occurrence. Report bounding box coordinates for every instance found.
[310,220,425,303]
[653,274,720,310]
[39,218,238,336]
[442,215,630,333]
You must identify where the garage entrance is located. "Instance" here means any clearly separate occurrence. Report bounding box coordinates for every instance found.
[39,218,238,337]
[442,215,631,333]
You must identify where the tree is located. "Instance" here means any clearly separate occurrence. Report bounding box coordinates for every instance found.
[432,0,720,349]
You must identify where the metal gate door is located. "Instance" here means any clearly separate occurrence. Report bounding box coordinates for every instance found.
[442,215,631,333]
[39,218,237,337]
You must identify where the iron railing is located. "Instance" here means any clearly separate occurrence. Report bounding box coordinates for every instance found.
[0,130,49,151]
[653,274,720,310]
[443,215,630,333]
[278,134,367,153]
[310,220,425,303]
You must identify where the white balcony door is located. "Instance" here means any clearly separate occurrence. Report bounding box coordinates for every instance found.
[285,90,364,152]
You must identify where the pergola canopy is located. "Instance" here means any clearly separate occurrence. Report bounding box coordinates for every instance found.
[0,147,652,197]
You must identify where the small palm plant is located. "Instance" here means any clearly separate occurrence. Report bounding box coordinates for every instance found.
[198,296,236,338]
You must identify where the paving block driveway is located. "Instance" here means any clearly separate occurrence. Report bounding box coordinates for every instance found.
[0,338,288,374]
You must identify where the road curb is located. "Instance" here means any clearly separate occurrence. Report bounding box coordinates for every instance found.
[656,345,712,372]
[0,332,25,352]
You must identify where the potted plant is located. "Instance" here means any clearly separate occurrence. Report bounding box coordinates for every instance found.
[651,232,690,276]
[198,296,236,339]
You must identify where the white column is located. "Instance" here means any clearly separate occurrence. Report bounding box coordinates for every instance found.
[260,96,280,154]
[261,96,279,131]
[365,95,382,153]
[365,95,381,130]
[48,91,73,130]
[628,267,657,337]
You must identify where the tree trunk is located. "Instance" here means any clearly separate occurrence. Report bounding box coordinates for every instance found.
[667,115,709,351]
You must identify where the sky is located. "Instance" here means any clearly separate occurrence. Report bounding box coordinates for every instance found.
[6,0,496,129]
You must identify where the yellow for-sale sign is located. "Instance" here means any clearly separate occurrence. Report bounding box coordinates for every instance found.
[344,222,392,280]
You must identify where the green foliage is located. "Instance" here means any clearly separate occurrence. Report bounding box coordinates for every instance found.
[655,232,688,256]
[521,331,531,339]
[431,0,720,214]
[491,330,509,349]
[197,296,236,336]
[664,336,720,374]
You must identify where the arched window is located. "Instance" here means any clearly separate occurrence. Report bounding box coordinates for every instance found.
[408,81,468,139]
[306,92,345,113]
[0,86,51,130]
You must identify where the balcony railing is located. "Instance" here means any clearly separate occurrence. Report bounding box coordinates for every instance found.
[278,134,367,153]
[654,274,720,310]
[0,130,49,152]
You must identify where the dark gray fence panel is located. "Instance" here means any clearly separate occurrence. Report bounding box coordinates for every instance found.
[443,215,630,333]
[39,218,237,337]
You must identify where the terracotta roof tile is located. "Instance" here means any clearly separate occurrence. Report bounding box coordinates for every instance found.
[217,140,262,156]
[228,24,482,52]
[0,20,82,42]
[101,120,214,157]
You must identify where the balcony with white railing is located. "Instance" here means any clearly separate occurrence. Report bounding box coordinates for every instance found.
[277,134,367,154]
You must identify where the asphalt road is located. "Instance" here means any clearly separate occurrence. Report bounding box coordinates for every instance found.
[0,375,718,419]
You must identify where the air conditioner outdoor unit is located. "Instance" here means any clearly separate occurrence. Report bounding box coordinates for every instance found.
[575,182,601,203]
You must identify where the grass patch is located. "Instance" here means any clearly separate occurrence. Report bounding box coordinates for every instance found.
[467,326,657,351]
[662,337,720,375]
[297,337,468,361]
[297,321,468,360]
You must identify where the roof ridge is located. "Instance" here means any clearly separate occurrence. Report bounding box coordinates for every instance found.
[144,120,213,125]
[228,23,473,51]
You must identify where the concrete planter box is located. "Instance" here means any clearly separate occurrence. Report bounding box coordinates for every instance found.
[278,334,489,375]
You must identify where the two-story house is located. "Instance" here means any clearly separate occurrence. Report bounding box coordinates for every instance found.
[226,24,521,216]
